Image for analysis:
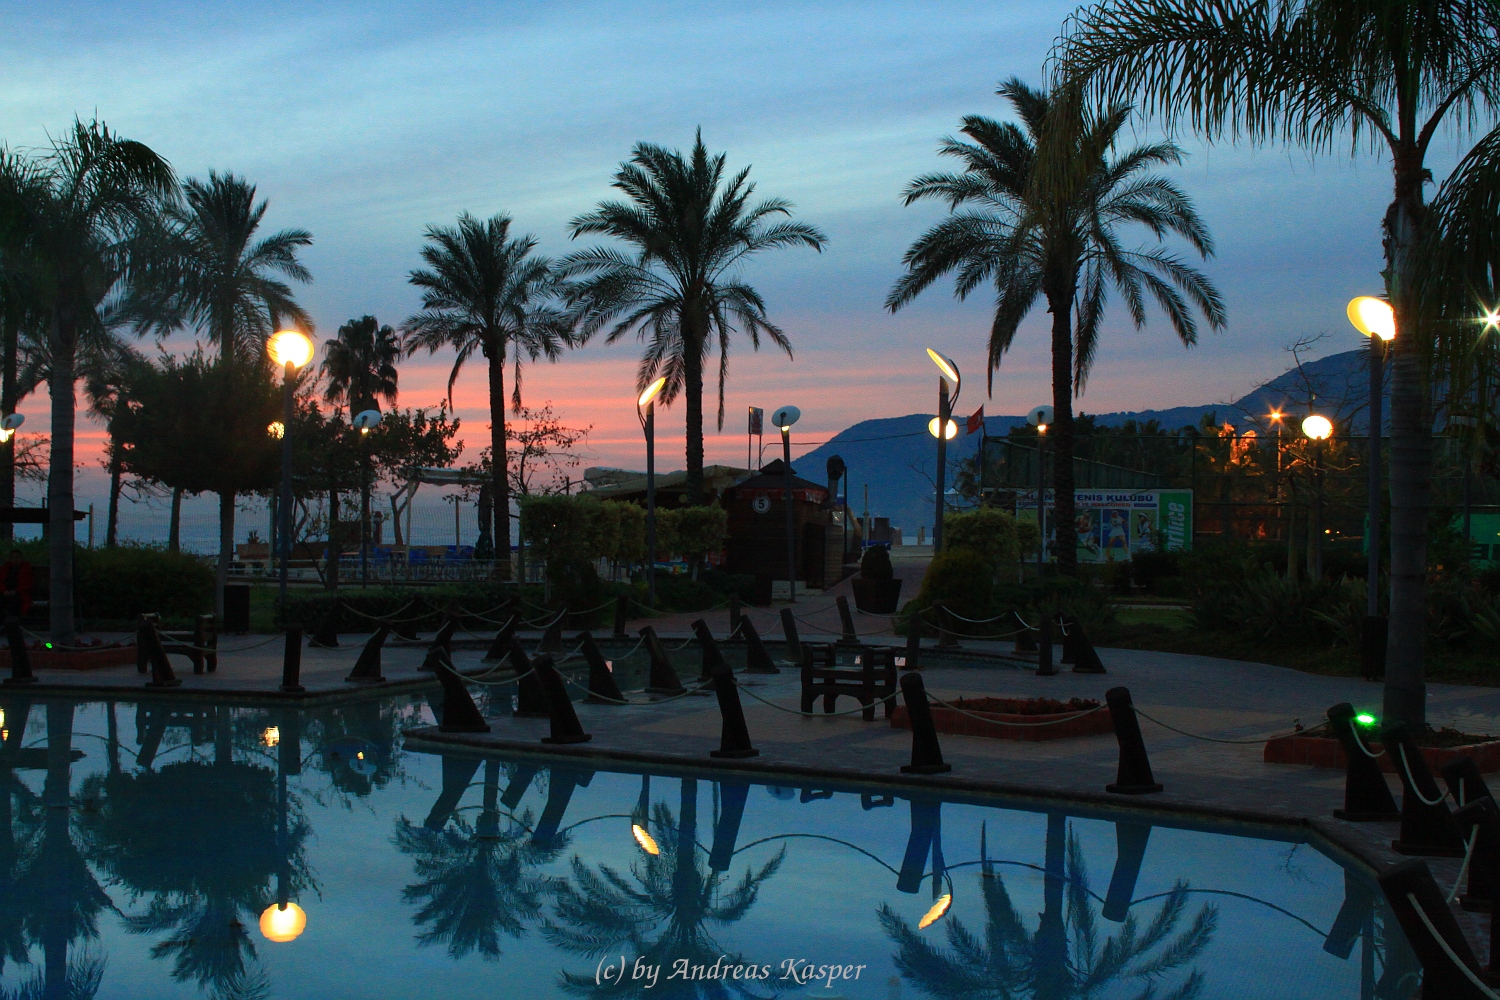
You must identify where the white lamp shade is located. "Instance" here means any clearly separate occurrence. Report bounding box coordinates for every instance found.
[772,405,800,429]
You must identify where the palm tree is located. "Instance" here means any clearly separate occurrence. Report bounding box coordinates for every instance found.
[322,315,399,578]
[564,131,827,505]
[158,171,311,616]
[1053,0,1500,729]
[403,213,572,579]
[0,120,176,641]
[888,80,1224,573]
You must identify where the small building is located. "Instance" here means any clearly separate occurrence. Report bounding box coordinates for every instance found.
[722,459,845,600]
[581,464,748,506]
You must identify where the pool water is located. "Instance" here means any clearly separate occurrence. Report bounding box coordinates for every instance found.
[0,694,1416,999]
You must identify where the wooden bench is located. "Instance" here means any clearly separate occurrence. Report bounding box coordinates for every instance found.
[137,613,218,674]
[799,642,898,722]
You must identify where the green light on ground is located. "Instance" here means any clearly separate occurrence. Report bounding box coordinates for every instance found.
[43,643,52,650]
[1355,713,1377,726]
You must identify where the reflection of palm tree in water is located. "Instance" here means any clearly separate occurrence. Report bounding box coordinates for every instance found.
[394,758,572,960]
[75,706,311,994]
[880,814,1216,999]
[545,777,785,999]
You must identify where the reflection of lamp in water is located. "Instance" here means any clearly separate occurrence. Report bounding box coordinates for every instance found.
[259,901,307,943]
[631,774,658,854]
[632,824,660,855]
[918,894,952,929]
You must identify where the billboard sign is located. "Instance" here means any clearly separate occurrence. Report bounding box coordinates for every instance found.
[1015,489,1192,563]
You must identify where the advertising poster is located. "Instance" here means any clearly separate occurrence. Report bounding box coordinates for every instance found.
[1015,490,1193,563]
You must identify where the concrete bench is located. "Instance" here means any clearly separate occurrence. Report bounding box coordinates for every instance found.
[799,642,898,722]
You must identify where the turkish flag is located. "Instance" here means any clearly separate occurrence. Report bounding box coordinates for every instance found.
[967,407,985,434]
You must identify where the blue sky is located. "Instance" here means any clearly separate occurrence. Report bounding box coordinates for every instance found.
[0,0,1421,479]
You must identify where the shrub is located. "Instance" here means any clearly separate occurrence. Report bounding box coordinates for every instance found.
[1191,571,1364,647]
[73,544,216,624]
[900,548,993,635]
[943,508,1021,569]
[670,505,729,577]
[860,544,893,580]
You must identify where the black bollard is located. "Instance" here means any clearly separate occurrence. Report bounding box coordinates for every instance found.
[431,648,491,733]
[540,610,566,653]
[896,799,941,892]
[310,603,340,648]
[709,782,750,871]
[507,640,550,718]
[936,606,958,648]
[1102,822,1152,922]
[531,768,594,848]
[2,622,34,686]
[1384,722,1466,857]
[279,628,305,693]
[836,595,858,645]
[1104,687,1162,794]
[345,625,390,683]
[708,665,758,759]
[640,626,686,695]
[1036,611,1056,676]
[1454,798,1500,911]
[482,614,520,662]
[898,672,951,774]
[613,595,628,639]
[1068,617,1107,674]
[136,613,155,673]
[728,593,742,642]
[1015,615,1037,653]
[1326,703,1399,821]
[740,616,780,674]
[533,654,592,744]
[431,615,457,654]
[1442,756,1495,809]
[1324,869,1376,959]
[577,632,626,704]
[1058,613,1076,664]
[779,608,802,663]
[692,619,728,682]
[1376,860,1492,999]
[140,618,183,689]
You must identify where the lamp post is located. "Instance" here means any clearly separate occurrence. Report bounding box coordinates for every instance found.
[1027,405,1054,573]
[1347,296,1395,676]
[1301,413,1333,580]
[926,350,960,553]
[772,406,801,603]
[637,377,667,607]
[268,330,314,603]
[353,409,381,587]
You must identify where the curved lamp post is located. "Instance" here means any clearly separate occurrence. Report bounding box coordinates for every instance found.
[926,350,960,553]
[353,408,382,585]
[637,377,667,606]
[268,330,314,602]
[1348,296,1394,675]
[772,406,801,603]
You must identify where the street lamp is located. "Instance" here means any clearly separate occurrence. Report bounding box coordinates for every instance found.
[268,329,314,603]
[1027,405,1053,571]
[353,408,382,585]
[637,377,667,606]
[1302,413,1333,581]
[1347,295,1395,678]
[773,405,801,603]
[926,349,960,553]
[0,412,23,445]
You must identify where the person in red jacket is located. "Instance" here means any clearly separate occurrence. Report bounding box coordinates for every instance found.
[2,550,33,622]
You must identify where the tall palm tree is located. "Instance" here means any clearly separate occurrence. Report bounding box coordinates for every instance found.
[1053,0,1500,728]
[160,172,312,616]
[0,120,176,641]
[888,80,1224,573]
[323,315,399,577]
[564,131,827,505]
[403,213,572,579]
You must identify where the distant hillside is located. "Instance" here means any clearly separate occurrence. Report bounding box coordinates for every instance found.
[793,347,1380,534]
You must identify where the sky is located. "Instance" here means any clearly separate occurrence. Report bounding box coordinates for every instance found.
[0,0,1446,543]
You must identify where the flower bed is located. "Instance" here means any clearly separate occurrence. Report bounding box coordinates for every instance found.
[0,641,135,672]
[890,696,1112,742]
[1264,732,1500,773]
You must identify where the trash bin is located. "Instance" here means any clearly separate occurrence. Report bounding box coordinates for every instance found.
[223,584,251,634]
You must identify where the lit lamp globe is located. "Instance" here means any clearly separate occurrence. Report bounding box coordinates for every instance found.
[0,412,24,444]
[1346,297,1395,341]
[267,329,315,370]
[353,409,381,435]
[927,417,958,439]
[259,902,307,943]
[1302,414,1334,441]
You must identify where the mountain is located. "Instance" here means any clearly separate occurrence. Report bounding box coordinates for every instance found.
[793,347,1380,535]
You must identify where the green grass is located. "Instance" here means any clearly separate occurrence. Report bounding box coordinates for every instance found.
[1111,606,1192,630]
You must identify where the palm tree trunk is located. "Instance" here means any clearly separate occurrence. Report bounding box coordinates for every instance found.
[683,331,705,506]
[215,491,234,619]
[326,488,340,591]
[1384,171,1431,728]
[168,487,182,552]
[488,346,511,580]
[47,307,75,643]
[105,435,121,548]
[1047,288,1078,575]
[0,311,15,543]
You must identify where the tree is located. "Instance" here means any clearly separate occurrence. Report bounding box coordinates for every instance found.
[403,213,572,580]
[1057,0,1500,727]
[367,406,463,548]
[888,80,1224,574]
[563,131,827,505]
[322,315,398,414]
[0,121,177,640]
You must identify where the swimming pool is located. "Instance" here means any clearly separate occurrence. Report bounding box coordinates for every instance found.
[0,693,1415,999]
